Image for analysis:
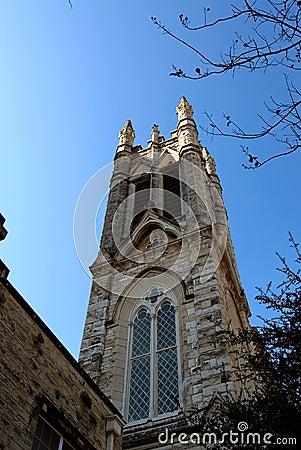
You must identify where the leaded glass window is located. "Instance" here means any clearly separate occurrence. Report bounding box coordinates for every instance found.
[127,299,180,423]
[157,301,179,415]
[128,308,151,422]
[32,417,75,450]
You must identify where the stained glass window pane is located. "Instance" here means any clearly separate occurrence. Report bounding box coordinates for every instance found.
[131,308,150,357]
[157,301,176,350]
[157,348,179,415]
[128,356,151,422]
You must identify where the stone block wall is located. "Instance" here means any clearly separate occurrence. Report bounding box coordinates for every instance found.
[0,277,123,450]
[79,228,241,416]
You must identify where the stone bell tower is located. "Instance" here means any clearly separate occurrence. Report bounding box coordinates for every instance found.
[79,97,251,448]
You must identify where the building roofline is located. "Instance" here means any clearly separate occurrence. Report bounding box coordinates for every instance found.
[0,276,124,421]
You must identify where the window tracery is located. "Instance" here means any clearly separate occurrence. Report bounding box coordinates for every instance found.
[127,290,180,423]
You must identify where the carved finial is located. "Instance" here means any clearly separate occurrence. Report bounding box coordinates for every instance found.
[0,213,8,242]
[118,120,135,146]
[176,97,200,149]
[151,124,160,144]
[202,147,216,175]
[176,96,194,121]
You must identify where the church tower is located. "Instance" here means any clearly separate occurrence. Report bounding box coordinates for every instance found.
[79,97,251,448]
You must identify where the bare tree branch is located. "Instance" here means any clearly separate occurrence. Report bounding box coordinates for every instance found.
[152,1,301,168]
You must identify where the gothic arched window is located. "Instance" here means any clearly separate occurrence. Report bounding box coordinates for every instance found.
[128,308,151,422]
[127,296,180,423]
[157,301,179,415]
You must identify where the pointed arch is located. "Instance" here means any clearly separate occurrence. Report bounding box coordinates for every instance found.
[125,293,181,423]
[112,267,188,325]
[107,269,185,423]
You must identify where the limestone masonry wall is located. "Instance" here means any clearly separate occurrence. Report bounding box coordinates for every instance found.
[0,278,123,450]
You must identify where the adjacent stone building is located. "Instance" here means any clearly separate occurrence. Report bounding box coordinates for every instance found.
[0,217,124,450]
[79,97,251,448]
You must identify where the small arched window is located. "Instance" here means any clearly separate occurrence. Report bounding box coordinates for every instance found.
[127,298,180,423]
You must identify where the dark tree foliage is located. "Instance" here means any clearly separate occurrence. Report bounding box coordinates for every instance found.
[152,1,301,168]
[184,234,301,447]
[256,232,301,409]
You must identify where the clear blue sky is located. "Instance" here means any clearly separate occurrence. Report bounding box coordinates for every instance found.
[1,1,300,357]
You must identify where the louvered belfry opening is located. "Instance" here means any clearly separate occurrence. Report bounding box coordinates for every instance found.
[133,175,151,228]
[163,165,181,220]
[132,167,181,231]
